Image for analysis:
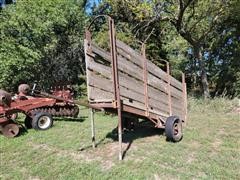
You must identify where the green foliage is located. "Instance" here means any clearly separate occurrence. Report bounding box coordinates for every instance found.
[209,0,240,97]
[94,0,240,98]
[0,0,87,91]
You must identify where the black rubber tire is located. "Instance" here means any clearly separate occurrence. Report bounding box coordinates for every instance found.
[165,116,183,142]
[31,112,53,130]
[24,116,32,129]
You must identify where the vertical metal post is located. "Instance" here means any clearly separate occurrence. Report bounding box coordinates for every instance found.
[85,30,97,148]
[109,17,123,160]
[182,73,187,125]
[84,29,92,102]
[167,62,172,116]
[141,43,149,117]
[109,19,117,103]
[90,108,96,148]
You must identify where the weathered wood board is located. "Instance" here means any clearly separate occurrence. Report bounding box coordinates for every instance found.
[85,38,187,121]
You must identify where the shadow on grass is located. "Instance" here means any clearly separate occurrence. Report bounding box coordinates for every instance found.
[78,121,164,159]
[106,123,164,159]
[54,116,88,123]
[17,124,29,137]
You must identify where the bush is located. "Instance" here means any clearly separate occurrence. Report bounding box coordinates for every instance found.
[0,0,87,92]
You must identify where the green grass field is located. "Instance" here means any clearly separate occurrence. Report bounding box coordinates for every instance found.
[1,98,240,179]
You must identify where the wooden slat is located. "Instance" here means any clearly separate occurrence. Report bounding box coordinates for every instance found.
[88,72,145,105]
[88,63,145,101]
[116,40,143,68]
[148,73,183,99]
[148,97,170,114]
[89,86,113,101]
[171,96,183,108]
[119,72,144,95]
[117,55,143,81]
[147,60,183,90]
[87,59,111,78]
[149,109,169,118]
[116,40,183,90]
[148,86,182,111]
[92,43,111,63]
[92,43,144,81]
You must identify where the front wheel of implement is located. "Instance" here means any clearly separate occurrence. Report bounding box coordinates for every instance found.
[165,116,183,142]
[32,112,53,130]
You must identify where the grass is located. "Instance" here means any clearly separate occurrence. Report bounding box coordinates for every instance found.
[0,98,240,179]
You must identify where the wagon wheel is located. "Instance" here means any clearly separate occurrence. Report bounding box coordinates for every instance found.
[2,123,20,138]
[165,116,183,142]
[31,112,53,130]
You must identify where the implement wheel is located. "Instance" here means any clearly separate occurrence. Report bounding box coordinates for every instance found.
[2,123,20,137]
[24,116,32,129]
[165,116,183,142]
[32,112,53,130]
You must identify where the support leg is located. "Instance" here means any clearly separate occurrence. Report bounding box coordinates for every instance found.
[118,107,123,160]
[90,108,96,148]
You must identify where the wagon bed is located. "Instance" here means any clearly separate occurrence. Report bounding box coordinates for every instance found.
[84,16,187,160]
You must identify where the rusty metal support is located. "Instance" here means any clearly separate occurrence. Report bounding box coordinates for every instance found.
[141,44,149,117]
[90,108,96,148]
[167,62,172,116]
[84,29,92,103]
[182,73,187,125]
[109,18,123,160]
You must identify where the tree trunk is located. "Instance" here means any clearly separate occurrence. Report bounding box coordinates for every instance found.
[193,45,210,98]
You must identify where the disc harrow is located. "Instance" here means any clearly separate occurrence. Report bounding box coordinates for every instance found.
[0,84,80,137]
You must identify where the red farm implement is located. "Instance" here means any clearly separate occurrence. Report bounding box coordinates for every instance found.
[0,84,79,137]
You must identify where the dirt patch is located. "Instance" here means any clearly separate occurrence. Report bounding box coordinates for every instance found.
[27,140,139,171]
[187,152,195,164]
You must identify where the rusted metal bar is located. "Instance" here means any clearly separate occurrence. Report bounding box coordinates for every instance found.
[109,19,117,102]
[166,62,172,116]
[90,108,96,148]
[182,73,187,125]
[109,17,123,160]
[84,29,92,103]
[141,43,149,117]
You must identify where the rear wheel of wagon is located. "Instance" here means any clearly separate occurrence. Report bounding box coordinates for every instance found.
[165,116,183,142]
[32,112,53,130]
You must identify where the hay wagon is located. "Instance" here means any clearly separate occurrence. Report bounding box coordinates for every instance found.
[84,16,187,160]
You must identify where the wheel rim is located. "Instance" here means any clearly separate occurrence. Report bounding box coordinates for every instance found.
[38,116,51,129]
[173,121,181,136]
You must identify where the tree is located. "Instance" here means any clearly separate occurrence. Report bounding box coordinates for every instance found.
[95,0,232,98]
[0,0,87,91]
[209,0,240,97]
